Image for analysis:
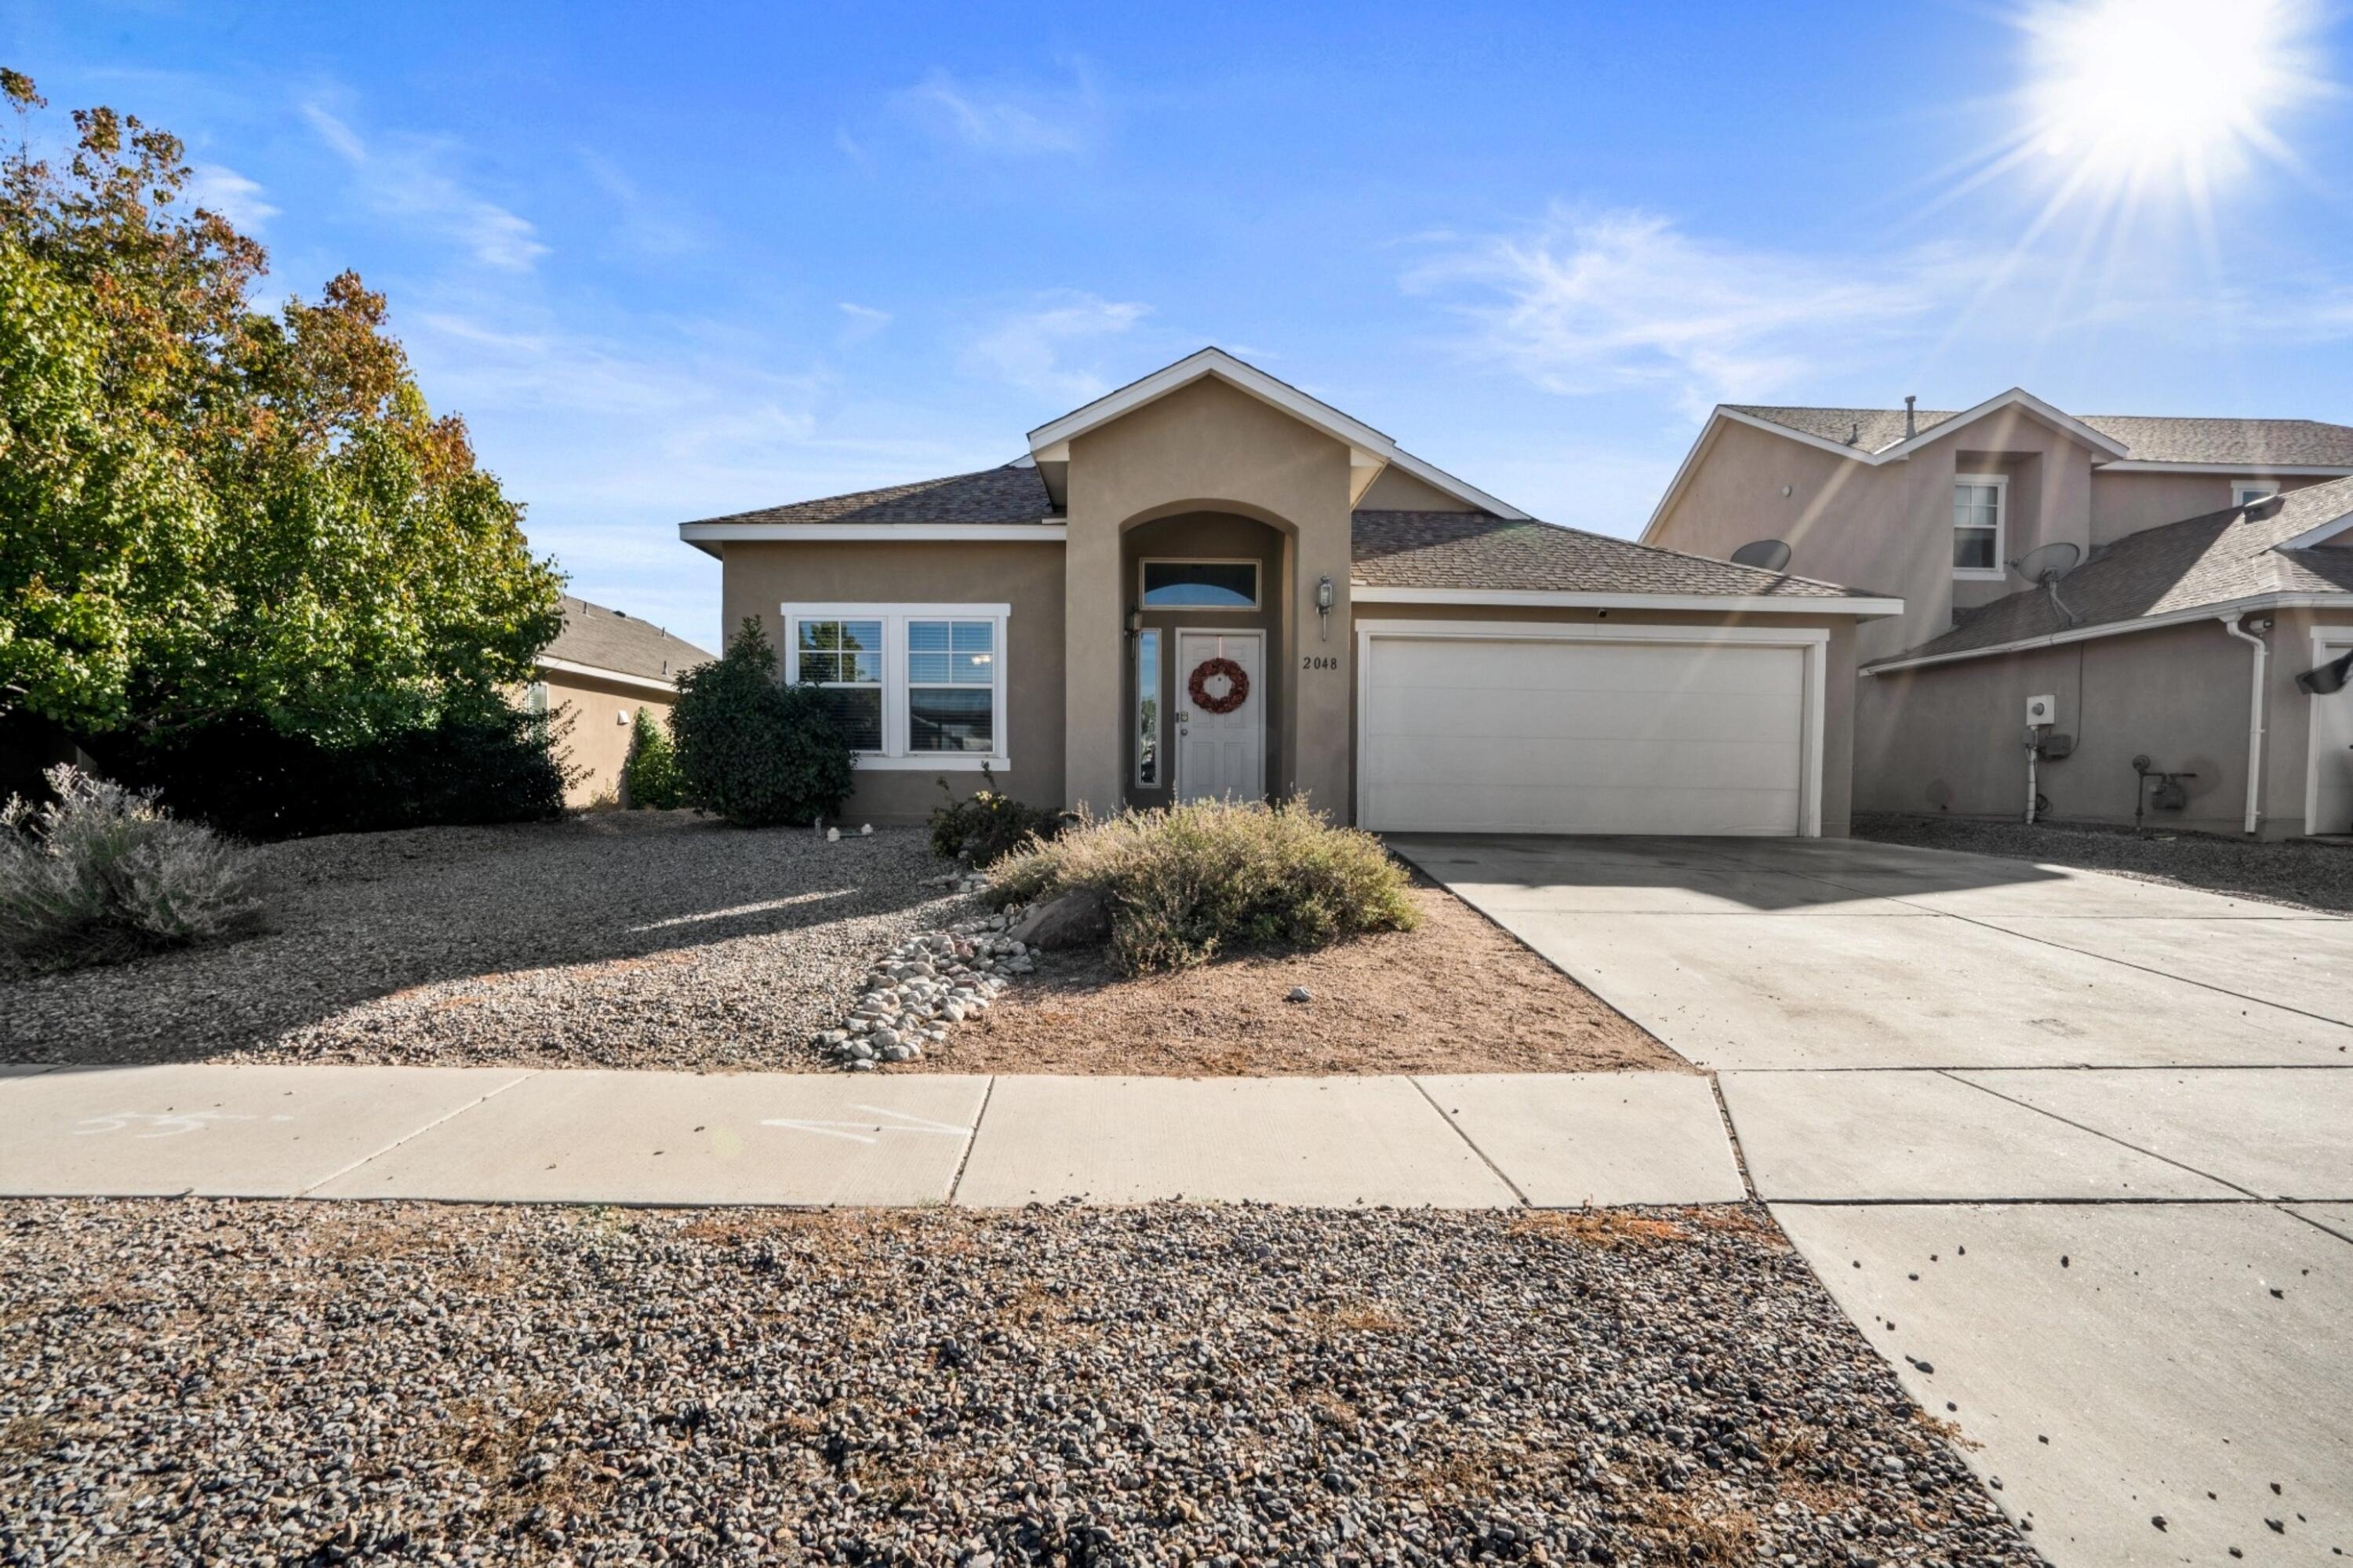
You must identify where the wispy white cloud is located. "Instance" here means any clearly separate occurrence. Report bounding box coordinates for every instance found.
[962,292,1151,402]
[580,150,704,257]
[183,162,278,231]
[837,302,892,343]
[1407,207,1972,412]
[302,101,548,271]
[892,64,1102,156]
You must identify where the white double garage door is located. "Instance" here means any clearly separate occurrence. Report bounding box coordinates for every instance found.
[1357,622,1827,837]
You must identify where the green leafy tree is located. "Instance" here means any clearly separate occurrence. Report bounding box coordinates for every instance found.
[0,70,562,747]
[671,619,855,827]
[620,706,682,810]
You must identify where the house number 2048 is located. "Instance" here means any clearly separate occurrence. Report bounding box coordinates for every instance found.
[1301,656,1341,671]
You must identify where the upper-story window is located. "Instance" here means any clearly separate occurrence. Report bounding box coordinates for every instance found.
[2231,481,2280,510]
[1952,475,2007,579]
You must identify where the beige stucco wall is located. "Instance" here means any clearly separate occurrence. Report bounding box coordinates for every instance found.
[1064,376,1355,815]
[1357,466,1476,512]
[534,670,676,808]
[2090,471,2332,546]
[1853,612,2353,837]
[1349,603,1866,837]
[717,539,1067,824]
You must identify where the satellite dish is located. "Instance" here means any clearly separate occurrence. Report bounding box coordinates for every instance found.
[2011,541,2081,581]
[1729,538,1791,572]
[2010,541,2084,629]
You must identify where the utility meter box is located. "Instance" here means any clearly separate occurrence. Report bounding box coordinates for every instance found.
[2025,693,2058,727]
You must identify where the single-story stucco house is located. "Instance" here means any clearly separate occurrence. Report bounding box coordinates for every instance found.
[675,349,1900,836]
[529,595,711,807]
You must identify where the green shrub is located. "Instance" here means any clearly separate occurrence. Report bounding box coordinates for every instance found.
[621,707,683,810]
[671,618,856,827]
[0,765,267,971]
[990,795,1417,974]
[929,766,1066,866]
[115,698,569,841]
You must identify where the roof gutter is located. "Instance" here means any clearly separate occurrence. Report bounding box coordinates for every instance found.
[1862,592,2350,675]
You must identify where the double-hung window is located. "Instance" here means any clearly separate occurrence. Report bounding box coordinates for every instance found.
[794,617,885,751]
[907,618,995,753]
[782,603,1009,768]
[1952,475,2006,578]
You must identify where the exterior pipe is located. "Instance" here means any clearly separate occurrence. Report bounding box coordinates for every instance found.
[2220,615,2268,835]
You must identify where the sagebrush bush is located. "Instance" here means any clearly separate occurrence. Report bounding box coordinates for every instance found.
[671,619,856,827]
[0,765,267,971]
[989,795,1417,973]
[621,707,683,809]
[929,766,1066,866]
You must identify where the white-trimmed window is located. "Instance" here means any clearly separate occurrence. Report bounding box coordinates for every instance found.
[782,603,1009,769]
[2232,480,2281,510]
[1953,475,2007,578]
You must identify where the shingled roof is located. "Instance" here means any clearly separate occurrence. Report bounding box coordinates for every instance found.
[1728,405,2353,467]
[542,596,713,685]
[1350,511,1877,598]
[682,464,1055,528]
[1868,476,2353,670]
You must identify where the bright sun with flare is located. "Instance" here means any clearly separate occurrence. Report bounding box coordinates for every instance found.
[2017,0,2327,205]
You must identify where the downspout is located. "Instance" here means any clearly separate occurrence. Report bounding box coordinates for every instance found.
[2220,614,2268,836]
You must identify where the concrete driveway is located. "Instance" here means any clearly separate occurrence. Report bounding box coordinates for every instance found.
[1395,834,2353,1566]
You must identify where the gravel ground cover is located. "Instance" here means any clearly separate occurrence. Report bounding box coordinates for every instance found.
[0,1199,2033,1567]
[920,884,1680,1077]
[0,814,958,1070]
[1854,812,2353,915]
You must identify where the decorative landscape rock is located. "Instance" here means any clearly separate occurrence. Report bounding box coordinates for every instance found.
[1005,885,1111,951]
[813,883,1038,1071]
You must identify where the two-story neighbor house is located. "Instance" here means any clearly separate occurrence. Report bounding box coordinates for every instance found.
[678,349,1901,838]
[1644,391,2353,837]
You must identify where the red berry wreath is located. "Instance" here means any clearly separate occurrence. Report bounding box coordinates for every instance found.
[1187,656,1250,715]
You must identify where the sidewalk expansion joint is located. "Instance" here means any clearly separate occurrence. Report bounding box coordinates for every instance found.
[1932,1068,2268,1200]
[944,1075,997,1206]
[293,1071,536,1199]
[1407,1075,1530,1206]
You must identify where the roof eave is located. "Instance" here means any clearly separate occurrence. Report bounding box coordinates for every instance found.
[1862,590,2353,674]
[1349,584,1904,617]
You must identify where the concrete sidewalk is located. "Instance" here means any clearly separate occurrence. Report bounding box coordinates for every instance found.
[0,1063,1744,1209]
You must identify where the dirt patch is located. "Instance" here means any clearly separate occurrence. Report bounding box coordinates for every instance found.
[908,882,1679,1076]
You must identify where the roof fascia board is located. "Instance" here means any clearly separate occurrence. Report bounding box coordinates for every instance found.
[1348,584,1904,617]
[678,522,1068,544]
[2273,508,2353,551]
[536,656,682,697]
[1025,347,1529,520]
[2099,460,2353,476]
[1862,591,2351,674]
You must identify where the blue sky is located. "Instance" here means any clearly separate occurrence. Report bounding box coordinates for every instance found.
[8,1,2350,653]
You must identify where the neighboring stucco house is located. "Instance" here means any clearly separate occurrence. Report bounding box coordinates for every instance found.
[675,349,1900,838]
[1643,392,2353,836]
[529,595,711,807]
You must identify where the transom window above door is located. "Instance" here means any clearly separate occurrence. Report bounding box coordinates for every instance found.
[1140,558,1260,609]
[1952,475,2006,578]
[782,604,1010,769]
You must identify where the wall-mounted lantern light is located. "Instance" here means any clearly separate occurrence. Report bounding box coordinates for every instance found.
[1315,575,1335,641]
[1126,606,1144,638]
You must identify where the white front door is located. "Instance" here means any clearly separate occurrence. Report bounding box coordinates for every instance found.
[1174,629,1264,803]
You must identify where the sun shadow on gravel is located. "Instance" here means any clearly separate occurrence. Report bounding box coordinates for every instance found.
[0,1199,2039,1567]
[0,813,961,1069]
